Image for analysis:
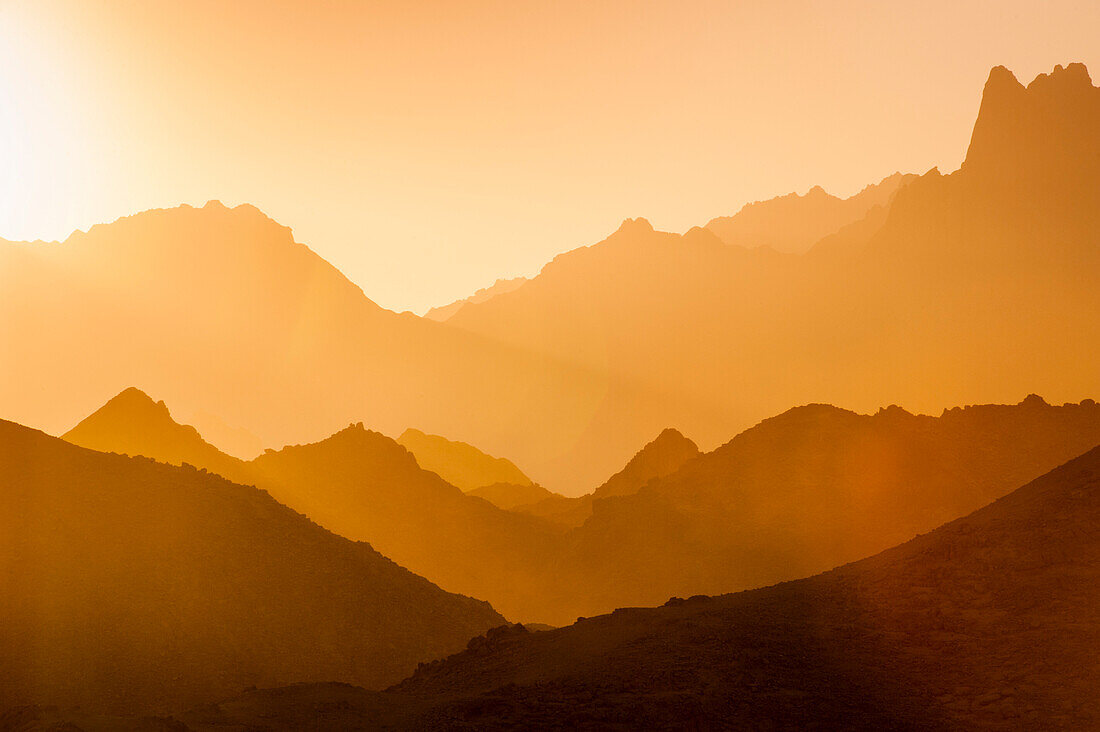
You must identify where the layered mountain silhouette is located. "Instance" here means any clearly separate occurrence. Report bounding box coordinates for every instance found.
[553,396,1100,617]
[63,386,246,478]
[705,172,915,253]
[61,389,563,622]
[65,388,1100,627]
[515,427,700,528]
[47,443,1100,729]
[0,419,504,715]
[396,428,533,491]
[440,63,1100,484]
[4,65,1097,492]
[424,277,528,322]
[466,482,559,511]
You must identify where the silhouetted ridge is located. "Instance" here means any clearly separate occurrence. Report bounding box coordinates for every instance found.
[592,427,700,499]
[63,387,244,479]
[0,419,505,714]
[963,62,1100,183]
[167,446,1100,728]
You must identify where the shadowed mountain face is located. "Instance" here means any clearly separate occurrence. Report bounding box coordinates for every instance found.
[60,389,562,622]
[0,420,504,715]
[396,428,532,491]
[64,389,1100,628]
[705,172,915,254]
[557,396,1100,617]
[64,444,1100,729]
[2,65,1097,493]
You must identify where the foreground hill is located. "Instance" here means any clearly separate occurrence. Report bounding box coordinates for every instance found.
[54,442,1100,729]
[396,428,533,491]
[0,419,504,714]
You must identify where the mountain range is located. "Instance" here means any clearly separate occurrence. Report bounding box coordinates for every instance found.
[21,439,1100,729]
[0,419,504,715]
[62,387,1100,626]
[4,64,1097,492]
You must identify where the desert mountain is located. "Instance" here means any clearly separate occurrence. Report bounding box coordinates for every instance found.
[466,482,559,511]
[705,171,915,253]
[0,419,504,715]
[68,389,1100,627]
[386,442,1100,729]
[0,200,609,491]
[63,386,246,478]
[442,64,1100,484]
[397,428,532,491]
[514,427,699,528]
[554,396,1100,618]
[62,389,564,622]
[5,66,1097,493]
[424,277,528,322]
[69,442,1100,729]
[592,427,699,499]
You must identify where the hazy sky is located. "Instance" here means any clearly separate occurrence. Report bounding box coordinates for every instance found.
[2,0,1098,313]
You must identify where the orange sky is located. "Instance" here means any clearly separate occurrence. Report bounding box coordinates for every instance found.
[2,0,1099,313]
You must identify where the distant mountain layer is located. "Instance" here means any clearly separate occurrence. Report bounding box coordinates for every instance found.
[62,389,561,623]
[705,171,915,254]
[63,388,1100,627]
[0,419,504,715]
[397,428,532,491]
[514,427,699,528]
[3,65,1098,493]
[442,63,1100,485]
[592,427,699,499]
[466,482,559,511]
[63,442,1100,729]
[424,277,528,322]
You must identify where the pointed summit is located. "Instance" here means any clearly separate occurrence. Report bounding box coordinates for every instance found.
[593,427,700,499]
[963,63,1100,183]
[63,388,243,477]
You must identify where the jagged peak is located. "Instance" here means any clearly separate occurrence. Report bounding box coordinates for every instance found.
[616,217,654,235]
[1027,62,1093,91]
[95,386,172,420]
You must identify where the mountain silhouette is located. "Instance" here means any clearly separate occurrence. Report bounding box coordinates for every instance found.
[553,396,1100,618]
[396,428,533,491]
[63,386,246,478]
[4,66,1097,492]
[63,442,1100,728]
[61,389,566,622]
[466,481,559,510]
[440,63,1100,485]
[424,277,528,322]
[705,172,915,254]
[592,427,699,499]
[515,427,700,528]
[67,390,1100,627]
[0,200,606,491]
[0,419,504,715]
